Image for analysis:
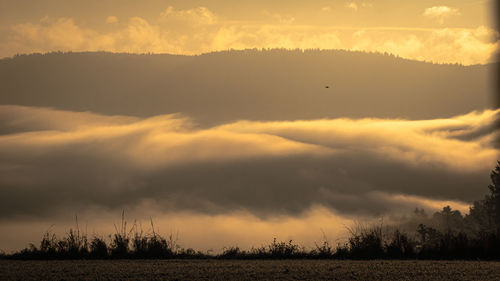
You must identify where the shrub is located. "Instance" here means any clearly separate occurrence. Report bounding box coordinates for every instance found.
[89,236,108,258]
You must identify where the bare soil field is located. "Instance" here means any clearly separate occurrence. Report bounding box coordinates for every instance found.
[1,260,500,280]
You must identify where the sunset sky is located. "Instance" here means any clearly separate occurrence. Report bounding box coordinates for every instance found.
[0,0,498,65]
[0,0,498,253]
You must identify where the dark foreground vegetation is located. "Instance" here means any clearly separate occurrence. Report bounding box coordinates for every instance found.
[2,162,499,260]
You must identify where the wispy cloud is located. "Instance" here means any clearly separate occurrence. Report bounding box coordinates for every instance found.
[159,6,218,26]
[345,2,358,11]
[262,10,296,25]
[105,16,118,24]
[423,6,461,24]
[344,1,374,11]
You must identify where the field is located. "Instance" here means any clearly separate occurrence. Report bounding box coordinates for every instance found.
[1,260,500,280]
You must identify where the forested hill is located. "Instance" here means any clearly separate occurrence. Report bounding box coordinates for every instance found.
[0,50,495,126]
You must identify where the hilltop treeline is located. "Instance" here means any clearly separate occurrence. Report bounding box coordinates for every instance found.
[0,50,494,126]
[2,161,499,260]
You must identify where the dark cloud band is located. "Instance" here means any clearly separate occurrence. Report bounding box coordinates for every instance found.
[0,106,497,220]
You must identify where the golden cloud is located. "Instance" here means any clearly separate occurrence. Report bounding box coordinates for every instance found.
[106,16,119,24]
[0,6,498,64]
[160,6,218,26]
[0,105,497,220]
[424,6,460,25]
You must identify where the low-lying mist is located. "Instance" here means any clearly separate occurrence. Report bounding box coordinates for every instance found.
[0,105,497,252]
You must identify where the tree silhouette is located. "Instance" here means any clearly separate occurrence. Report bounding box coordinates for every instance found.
[432,206,464,232]
[489,161,500,234]
[466,161,500,234]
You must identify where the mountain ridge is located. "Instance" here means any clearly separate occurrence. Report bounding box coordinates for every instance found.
[0,49,495,126]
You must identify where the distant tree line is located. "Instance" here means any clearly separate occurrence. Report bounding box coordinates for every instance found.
[1,161,499,260]
[5,49,466,66]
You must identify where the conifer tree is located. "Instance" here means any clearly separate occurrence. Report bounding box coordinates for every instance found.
[489,161,500,234]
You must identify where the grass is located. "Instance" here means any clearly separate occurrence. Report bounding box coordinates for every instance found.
[3,216,500,260]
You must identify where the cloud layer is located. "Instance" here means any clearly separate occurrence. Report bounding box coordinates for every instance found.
[0,6,498,65]
[0,105,497,222]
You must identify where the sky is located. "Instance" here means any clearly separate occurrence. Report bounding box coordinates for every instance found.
[0,0,498,65]
[0,0,499,252]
